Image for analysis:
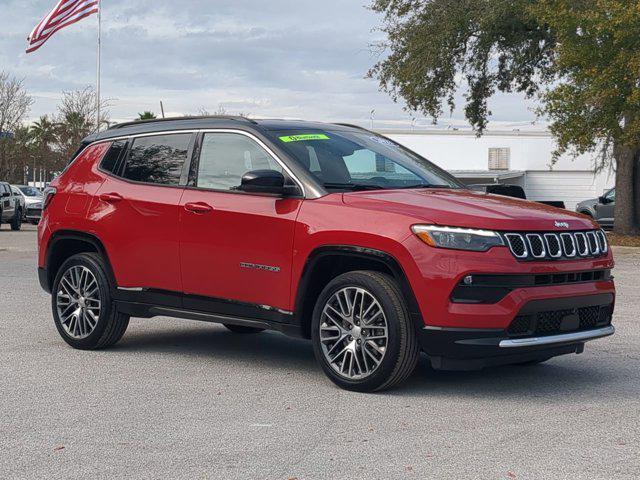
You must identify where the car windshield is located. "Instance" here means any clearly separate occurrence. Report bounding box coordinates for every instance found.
[18,186,41,197]
[268,129,464,191]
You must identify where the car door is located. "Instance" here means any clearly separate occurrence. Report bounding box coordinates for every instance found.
[595,188,615,228]
[1,184,15,220]
[178,131,303,314]
[92,133,194,294]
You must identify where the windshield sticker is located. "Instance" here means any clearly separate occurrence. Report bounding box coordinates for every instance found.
[279,134,330,143]
[369,136,397,148]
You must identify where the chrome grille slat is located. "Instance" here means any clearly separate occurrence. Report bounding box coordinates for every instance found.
[526,234,546,258]
[596,230,608,253]
[544,234,562,258]
[560,233,577,257]
[504,233,528,259]
[586,231,600,255]
[502,230,607,261]
[574,232,589,256]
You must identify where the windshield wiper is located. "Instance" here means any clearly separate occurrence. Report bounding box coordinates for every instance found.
[323,182,386,191]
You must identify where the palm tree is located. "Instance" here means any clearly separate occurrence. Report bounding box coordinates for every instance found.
[137,111,157,121]
[31,115,56,149]
[30,115,58,184]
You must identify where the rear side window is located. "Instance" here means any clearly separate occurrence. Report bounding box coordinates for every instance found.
[122,134,191,185]
[100,140,128,175]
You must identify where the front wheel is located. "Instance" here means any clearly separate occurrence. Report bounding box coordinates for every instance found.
[311,271,419,392]
[10,208,22,230]
[52,252,129,350]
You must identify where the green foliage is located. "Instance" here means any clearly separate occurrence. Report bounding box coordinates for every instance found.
[370,0,640,234]
[532,0,640,159]
[369,0,556,132]
[137,111,157,120]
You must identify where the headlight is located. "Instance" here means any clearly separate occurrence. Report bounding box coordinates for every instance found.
[411,225,504,252]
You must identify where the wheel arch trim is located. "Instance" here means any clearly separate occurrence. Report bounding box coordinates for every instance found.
[44,230,116,293]
[293,245,423,337]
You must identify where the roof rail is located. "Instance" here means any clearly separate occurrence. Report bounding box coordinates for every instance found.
[108,115,258,130]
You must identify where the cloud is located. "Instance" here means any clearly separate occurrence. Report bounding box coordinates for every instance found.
[1,0,538,125]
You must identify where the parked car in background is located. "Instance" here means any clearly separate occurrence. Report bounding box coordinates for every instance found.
[0,181,22,230]
[10,185,25,214]
[13,185,43,224]
[576,188,615,229]
[37,117,615,392]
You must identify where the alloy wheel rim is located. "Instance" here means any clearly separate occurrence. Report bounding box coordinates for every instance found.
[319,286,389,380]
[56,266,101,339]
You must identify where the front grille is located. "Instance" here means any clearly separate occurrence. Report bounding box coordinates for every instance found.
[503,230,608,261]
[526,234,545,258]
[508,305,612,337]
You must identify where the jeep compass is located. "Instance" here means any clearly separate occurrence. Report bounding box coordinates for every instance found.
[37,116,615,392]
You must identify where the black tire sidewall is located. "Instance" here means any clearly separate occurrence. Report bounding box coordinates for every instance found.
[11,209,21,230]
[51,253,114,349]
[311,271,407,392]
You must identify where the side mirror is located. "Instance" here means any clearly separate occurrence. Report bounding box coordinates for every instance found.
[598,196,611,204]
[1,192,10,197]
[239,169,298,196]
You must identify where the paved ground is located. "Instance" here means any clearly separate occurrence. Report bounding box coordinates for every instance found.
[1,224,639,480]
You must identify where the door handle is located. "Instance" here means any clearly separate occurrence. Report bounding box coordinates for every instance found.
[99,192,123,203]
[184,202,213,214]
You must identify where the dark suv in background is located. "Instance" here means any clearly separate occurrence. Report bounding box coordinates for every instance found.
[0,181,22,230]
[576,188,615,229]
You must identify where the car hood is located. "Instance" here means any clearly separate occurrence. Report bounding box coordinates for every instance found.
[342,188,597,231]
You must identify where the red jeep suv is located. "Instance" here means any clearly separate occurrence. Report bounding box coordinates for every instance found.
[37,117,615,392]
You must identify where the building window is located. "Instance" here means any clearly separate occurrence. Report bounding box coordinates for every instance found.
[488,147,510,170]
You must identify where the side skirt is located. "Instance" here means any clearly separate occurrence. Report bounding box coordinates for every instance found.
[113,289,306,338]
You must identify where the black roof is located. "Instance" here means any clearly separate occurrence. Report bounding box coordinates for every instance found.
[83,116,362,144]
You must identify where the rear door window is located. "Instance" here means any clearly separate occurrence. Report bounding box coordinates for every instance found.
[122,133,192,185]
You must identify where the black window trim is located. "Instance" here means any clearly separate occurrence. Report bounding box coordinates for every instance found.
[87,128,307,196]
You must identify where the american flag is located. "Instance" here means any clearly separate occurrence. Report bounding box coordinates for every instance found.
[27,0,99,53]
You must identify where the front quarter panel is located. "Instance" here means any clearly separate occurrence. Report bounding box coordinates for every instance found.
[290,193,426,310]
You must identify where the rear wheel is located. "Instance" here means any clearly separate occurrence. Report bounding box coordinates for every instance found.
[10,208,22,230]
[223,324,265,334]
[311,271,419,392]
[52,252,129,349]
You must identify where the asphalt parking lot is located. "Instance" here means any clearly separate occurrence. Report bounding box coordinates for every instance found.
[1,224,639,480]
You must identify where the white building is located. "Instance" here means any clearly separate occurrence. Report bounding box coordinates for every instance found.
[381,128,615,211]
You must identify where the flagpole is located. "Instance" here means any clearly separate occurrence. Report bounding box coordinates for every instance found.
[96,0,101,131]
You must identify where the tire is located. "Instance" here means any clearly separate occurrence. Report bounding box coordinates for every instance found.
[223,324,265,334]
[51,252,130,350]
[10,208,22,231]
[311,271,420,392]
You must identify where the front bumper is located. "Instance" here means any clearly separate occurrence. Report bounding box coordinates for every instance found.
[419,293,615,370]
[25,206,42,221]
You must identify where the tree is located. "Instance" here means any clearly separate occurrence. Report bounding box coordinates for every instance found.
[370,0,640,235]
[137,111,157,120]
[55,88,109,165]
[0,71,33,180]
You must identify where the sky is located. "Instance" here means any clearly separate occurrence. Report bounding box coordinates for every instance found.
[1,0,539,127]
